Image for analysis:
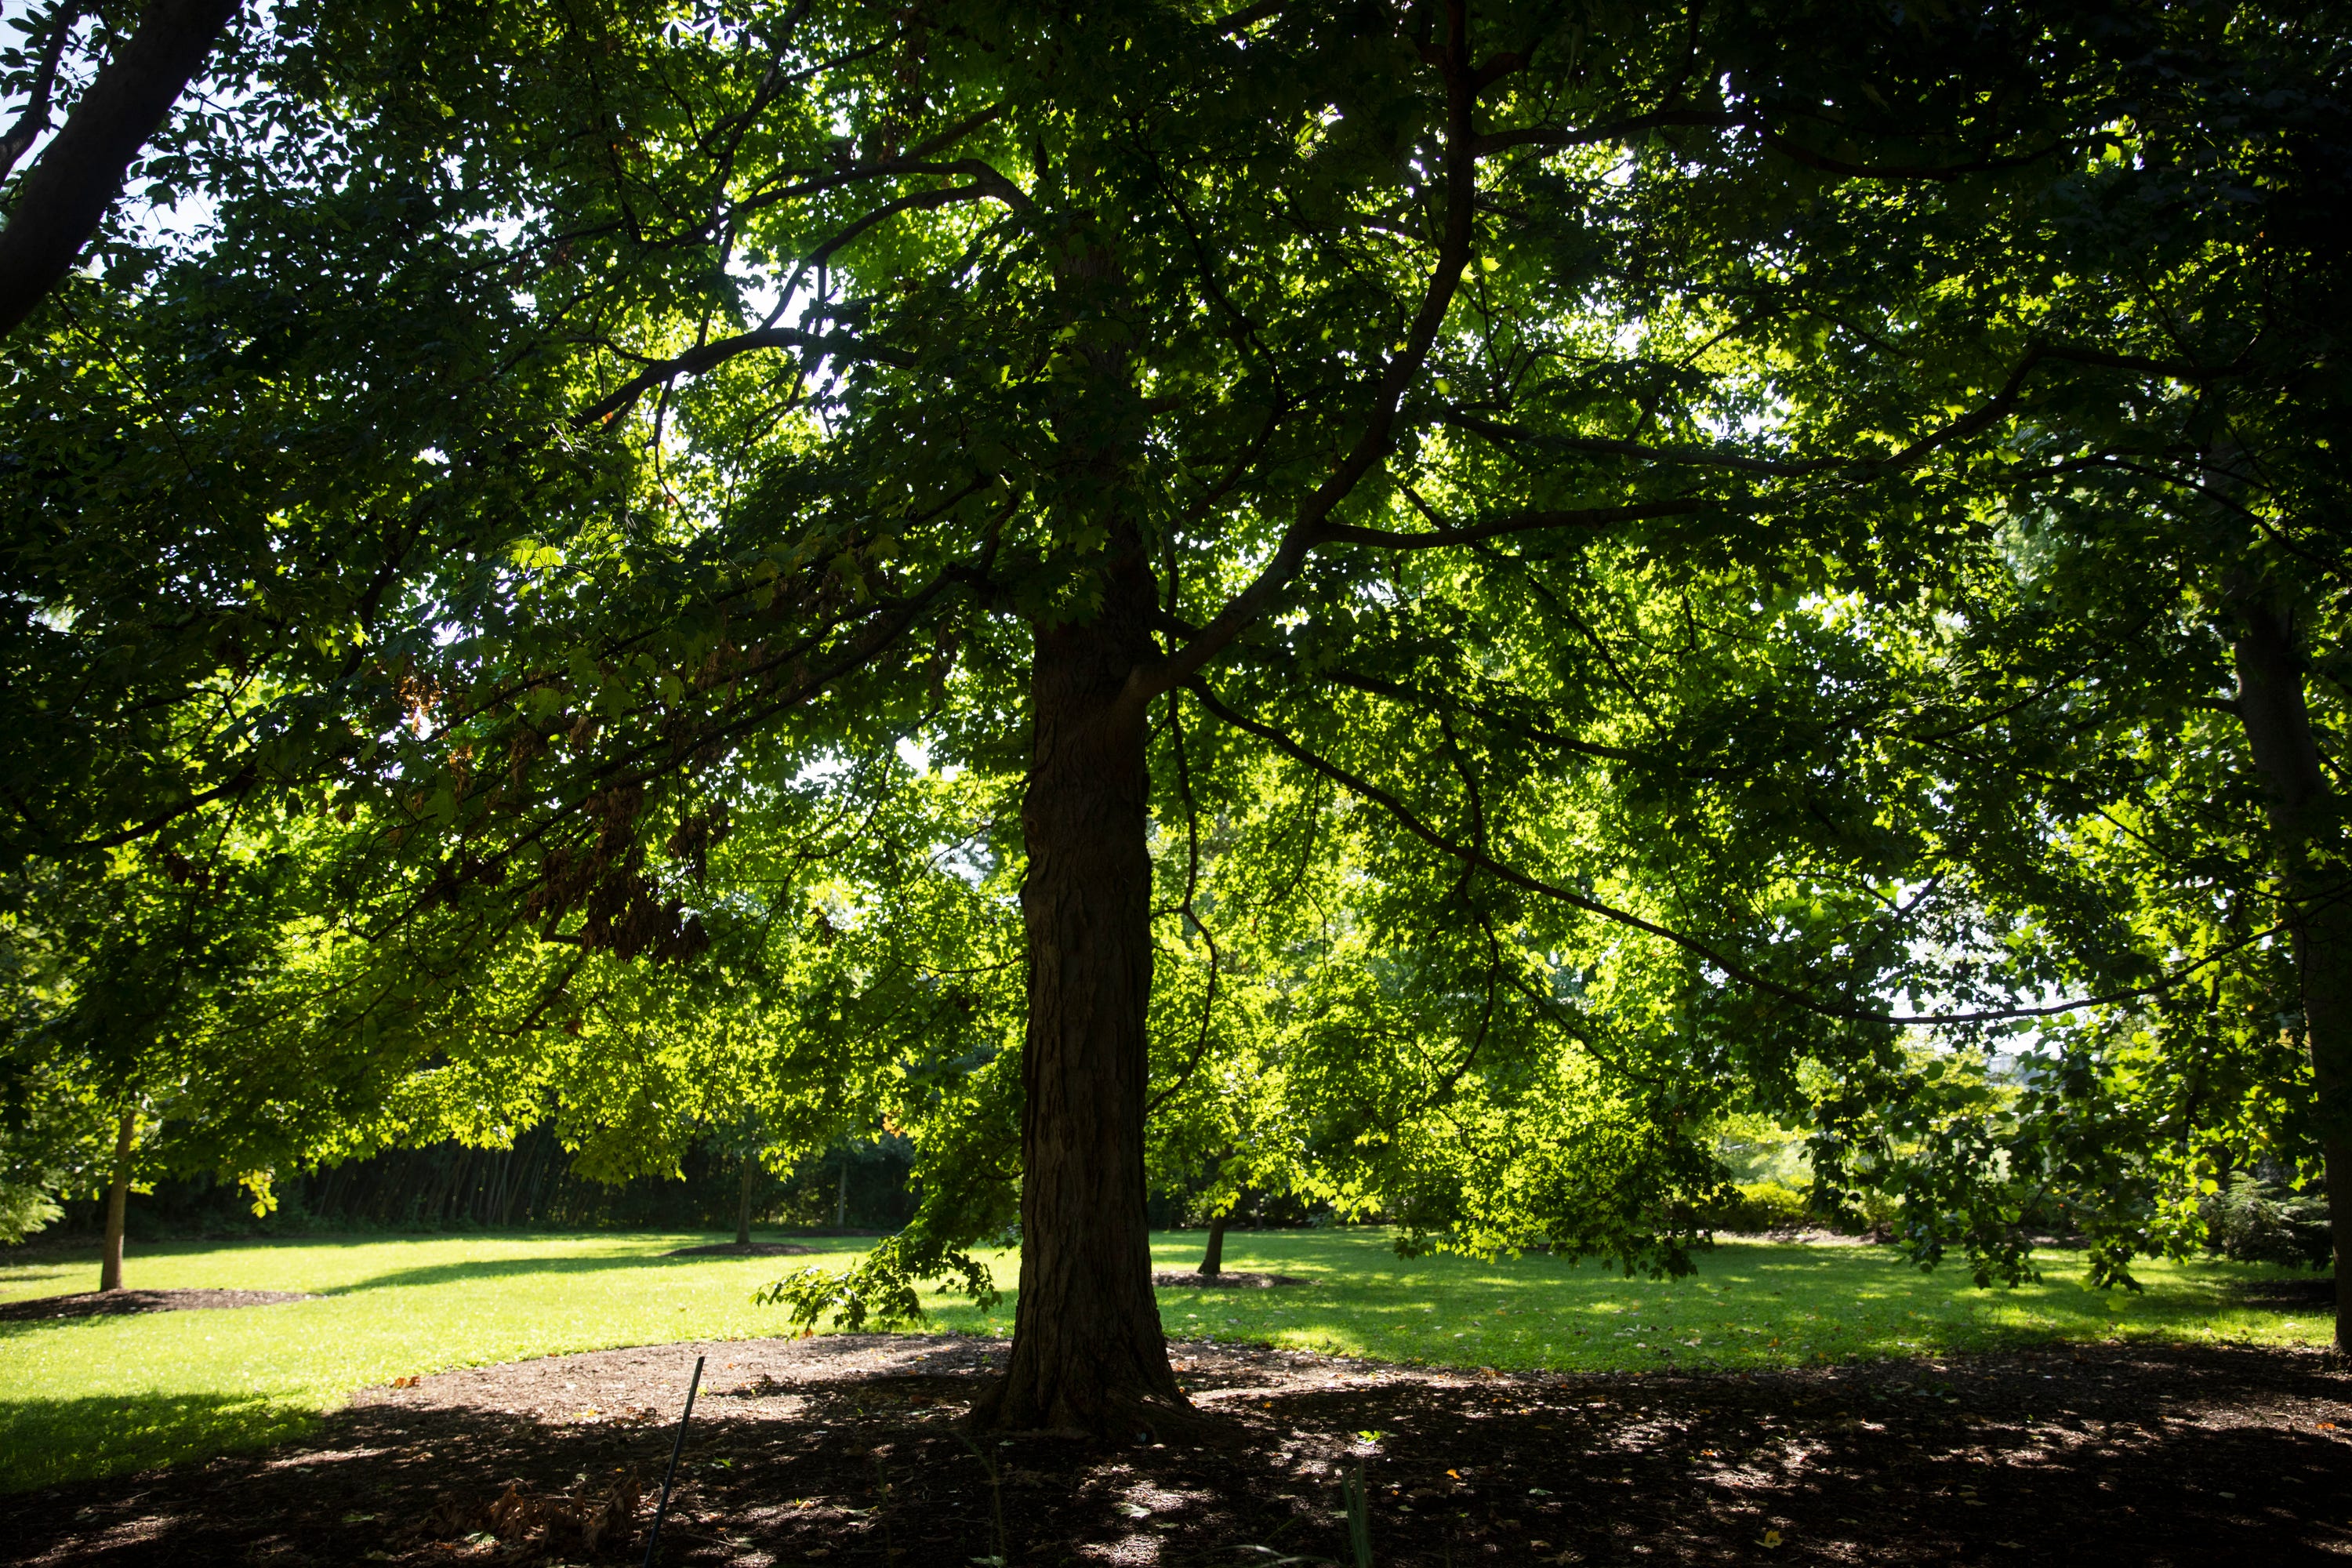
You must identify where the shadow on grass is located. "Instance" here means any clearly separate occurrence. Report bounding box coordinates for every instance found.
[0,1389,318,1494]
[321,1238,871,1297]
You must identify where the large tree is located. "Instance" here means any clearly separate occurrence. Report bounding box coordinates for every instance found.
[11,0,2342,1427]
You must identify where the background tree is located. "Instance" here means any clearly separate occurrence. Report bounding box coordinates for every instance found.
[0,800,374,1287]
[1715,7,2352,1336]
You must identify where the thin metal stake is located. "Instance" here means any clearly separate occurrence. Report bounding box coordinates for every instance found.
[642,1353,705,1568]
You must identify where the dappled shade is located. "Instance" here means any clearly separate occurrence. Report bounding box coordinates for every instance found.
[3,1334,2348,1565]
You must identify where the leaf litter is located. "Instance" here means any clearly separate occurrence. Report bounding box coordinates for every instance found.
[5,1334,2351,1564]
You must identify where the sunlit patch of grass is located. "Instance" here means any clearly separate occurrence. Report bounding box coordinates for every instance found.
[0,1231,934,1493]
[0,1225,2320,1493]
[1145,1229,2327,1372]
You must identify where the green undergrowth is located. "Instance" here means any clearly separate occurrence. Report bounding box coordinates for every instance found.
[0,1227,2321,1494]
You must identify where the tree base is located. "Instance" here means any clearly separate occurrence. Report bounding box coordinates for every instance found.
[964,1376,1229,1446]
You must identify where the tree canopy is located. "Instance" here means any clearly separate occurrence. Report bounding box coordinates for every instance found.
[4,0,2348,1430]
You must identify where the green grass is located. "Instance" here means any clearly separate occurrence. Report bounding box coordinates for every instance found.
[1155,1229,2326,1370]
[0,1226,2321,1494]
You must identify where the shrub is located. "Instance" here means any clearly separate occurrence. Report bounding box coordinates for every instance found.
[2202,1174,2332,1269]
[1704,1178,1817,1232]
[0,1181,62,1245]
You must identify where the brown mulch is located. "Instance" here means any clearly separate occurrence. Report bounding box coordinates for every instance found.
[0,1287,314,1323]
[1151,1269,1310,1289]
[5,1334,2352,1565]
[663,1243,818,1258]
[2232,1276,2336,1308]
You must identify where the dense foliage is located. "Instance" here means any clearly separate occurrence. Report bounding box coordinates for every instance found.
[2,0,2347,1400]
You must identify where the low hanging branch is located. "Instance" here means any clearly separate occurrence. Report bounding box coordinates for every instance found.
[1184,677,2314,1030]
[573,325,912,426]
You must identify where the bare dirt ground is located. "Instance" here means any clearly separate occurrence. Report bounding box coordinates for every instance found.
[0,1289,312,1323]
[5,1334,2350,1566]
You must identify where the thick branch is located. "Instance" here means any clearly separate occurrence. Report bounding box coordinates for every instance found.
[0,0,238,337]
[1319,498,1709,549]
[1211,0,1283,34]
[1440,411,1841,475]
[61,765,256,855]
[575,325,909,426]
[1127,1,1480,708]
[1449,343,2245,482]
[804,174,1025,270]
[735,153,1033,220]
[1750,125,2070,183]
[1470,107,1739,158]
[1474,104,2071,183]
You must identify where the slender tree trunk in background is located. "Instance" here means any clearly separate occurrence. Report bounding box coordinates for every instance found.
[736,1152,755,1247]
[99,1104,134,1292]
[834,1160,848,1230]
[971,550,1189,1438]
[1197,1209,1229,1279]
[0,0,241,337]
[2233,594,2352,1352]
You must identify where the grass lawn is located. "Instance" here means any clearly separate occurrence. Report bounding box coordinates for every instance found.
[0,1225,2321,1494]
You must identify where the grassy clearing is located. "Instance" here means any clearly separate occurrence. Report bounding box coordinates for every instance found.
[1156,1229,2325,1369]
[0,1226,2320,1494]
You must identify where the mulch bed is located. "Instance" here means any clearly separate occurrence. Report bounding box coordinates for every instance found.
[2231,1276,2336,1309]
[1150,1270,1310,1289]
[0,1288,313,1323]
[6,1332,2351,1565]
[664,1243,818,1258]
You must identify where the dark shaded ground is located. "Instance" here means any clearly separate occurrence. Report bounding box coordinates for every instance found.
[2234,1277,2337,1309]
[6,1334,2350,1566]
[666,1245,818,1259]
[0,1289,311,1323]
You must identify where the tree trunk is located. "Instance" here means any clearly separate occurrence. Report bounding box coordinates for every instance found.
[835,1159,848,1229]
[2232,593,2352,1352]
[970,565,1191,1439]
[99,1104,134,1293]
[1197,1209,1228,1279]
[0,0,241,337]
[736,1152,756,1247]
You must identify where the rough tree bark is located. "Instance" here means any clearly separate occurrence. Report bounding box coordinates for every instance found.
[0,0,240,337]
[967,536,1192,1439]
[98,1103,134,1292]
[2231,592,2352,1352]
